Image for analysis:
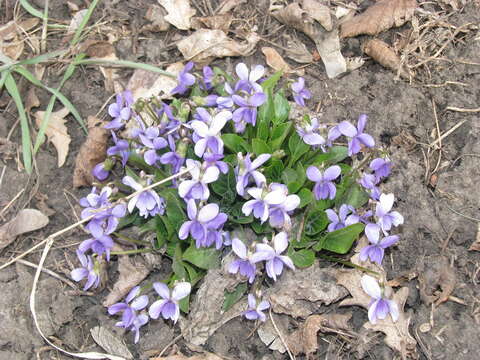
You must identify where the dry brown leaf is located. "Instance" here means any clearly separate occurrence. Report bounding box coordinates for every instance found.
[301,0,332,31]
[18,18,40,33]
[26,87,40,113]
[0,21,18,40]
[272,3,346,78]
[1,35,24,60]
[417,255,456,306]
[103,254,151,307]
[191,14,233,32]
[257,314,289,353]
[142,4,170,32]
[0,209,49,250]
[34,192,56,217]
[469,223,480,251]
[286,313,352,356]
[34,107,71,167]
[158,0,196,30]
[261,47,292,73]
[340,0,417,38]
[215,0,246,14]
[265,261,348,318]
[177,29,260,65]
[90,326,133,359]
[152,352,224,360]
[0,18,39,60]
[363,39,408,78]
[73,116,109,188]
[82,40,121,93]
[284,35,313,64]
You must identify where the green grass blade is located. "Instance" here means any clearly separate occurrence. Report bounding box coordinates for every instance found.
[0,70,8,91]
[75,58,175,77]
[19,0,44,18]
[4,73,32,173]
[0,50,66,72]
[70,0,101,46]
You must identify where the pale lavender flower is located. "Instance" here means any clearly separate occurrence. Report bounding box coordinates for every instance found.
[137,127,168,166]
[232,92,266,132]
[374,193,404,233]
[228,238,258,283]
[325,204,359,232]
[335,115,375,156]
[296,117,326,146]
[267,184,300,229]
[358,173,381,200]
[190,110,232,157]
[202,66,214,90]
[243,294,270,322]
[78,234,114,261]
[92,162,109,181]
[71,250,100,290]
[105,90,133,130]
[291,77,311,107]
[370,157,392,181]
[216,82,235,109]
[149,282,191,323]
[360,224,399,264]
[107,131,130,167]
[235,63,264,92]
[108,286,149,343]
[361,275,399,324]
[242,187,287,224]
[159,136,184,175]
[251,232,295,281]
[306,165,341,200]
[235,153,271,196]
[171,61,195,95]
[123,176,166,218]
[178,159,219,200]
[204,94,219,107]
[203,153,229,174]
[178,200,220,246]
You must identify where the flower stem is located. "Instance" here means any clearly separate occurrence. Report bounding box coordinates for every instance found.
[111,248,153,256]
[113,232,150,246]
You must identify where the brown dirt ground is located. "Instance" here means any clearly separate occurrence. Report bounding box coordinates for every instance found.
[0,0,479,359]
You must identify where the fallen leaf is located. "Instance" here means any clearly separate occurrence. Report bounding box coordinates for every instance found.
[272,3,346,78]
[90,326,133,359]
[469,223,480,251]
[363,39,409,78]
[1,35,24,60]
[0,18,39,60]
[34,192,56,217]
[261,47,292,73]
[257,314,289,353]
[67,9,88,36]
[265,261,348,318]
[158,0,196,30]
[142,4,170,32]
[438,0,461,10]
[417,255,456,306]
[340,0,417,38]
[25,87,40,113]
[0,209,49,250]
[82,40,122,93]
[286,313,352,356]
[34,107,71,167]
[191,14,233,32]
[0,21,18,40]
[284,35,313,64]
[73,116,109,188]
[177,29,260,65]
[18,18,40,32]
[215,0,246,14]
[152,352,224,360]
[103,253,151,307]
[301,0,332,31]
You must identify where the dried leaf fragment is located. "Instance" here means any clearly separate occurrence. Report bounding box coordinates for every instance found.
[177,29,260,65]
[0,209,49,250]
[191,14,233,32]
[284,36,313,64]
[152,352,224,360]
[301,0,332,31]
[34,107,71,167]
[73,116,109,188]
[261,47,294,74]
[363,39,409,78]
[90,326,133,359]
[340,0,417,38]
[142,4,170,32]
[158,0,196,30]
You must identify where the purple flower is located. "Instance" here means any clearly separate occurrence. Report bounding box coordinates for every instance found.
[92,162,109,181]
[242,187,287,224]
[105,90,133,130]
[360,224,399,264]
[358,173,381,200]
[159,136,185,175]
[71,250,100,290]
[235,63,264,92]
[296,117,326,146]
[171,61,196,95]
[228,238,258,283]
[216,83,235,109]
[178,159,219,200]
[137,127,168,166]
[232,92,266,132]
[243,294,270,322]
[203,153,229,174]
[267,184,300,229]
[79,234,114,261]
[204,94,219,107]
[361,275,399,324]
[107,131,130,167]
[123,176,166,218]
[190,110,232,157]
[370,157,392,181]
[335,115,375,156]
[251,232,295,281]
[235,153,271,196]
[149,282,191,323]
[374,193,404,233]
[306,165,341,200]
[108,286,149,343]
[325,204,359,232]
[178,200,222,246]
[201,66,214,90]
[291,77,311,107]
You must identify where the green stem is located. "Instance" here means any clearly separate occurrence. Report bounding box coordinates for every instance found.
[111,248,153,256]
[317,253,379,275]
[113,232,150,246]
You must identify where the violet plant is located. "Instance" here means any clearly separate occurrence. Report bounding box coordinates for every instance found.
[71,62,404,342]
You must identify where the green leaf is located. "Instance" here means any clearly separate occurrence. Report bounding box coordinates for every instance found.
[256,92,274,141]
[251,221,272,234]
[273,91,290,124]
[338,183,370,208]
[222,282,247,312]
[229,203,253,224]
[179,295,190,313]
[184,263,203,286]
[116,212,139,230]
[309,146,349,166]
[163,191,186,229]
[289,249,315,268]
[314,223,365,253]
[75,58,175,78]
[222,133,250,153]
[288,132,310,165]
[261,71,282,91]
[304,209,328,236]
[183,246,221,269]
[211,166,236,204]
[290,236,314,249]
[297,188,314,208]
[252,138,272,155]
[270,122,292,150]
[263,158,284,182]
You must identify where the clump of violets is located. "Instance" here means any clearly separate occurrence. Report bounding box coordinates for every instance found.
[70,62,404,344]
